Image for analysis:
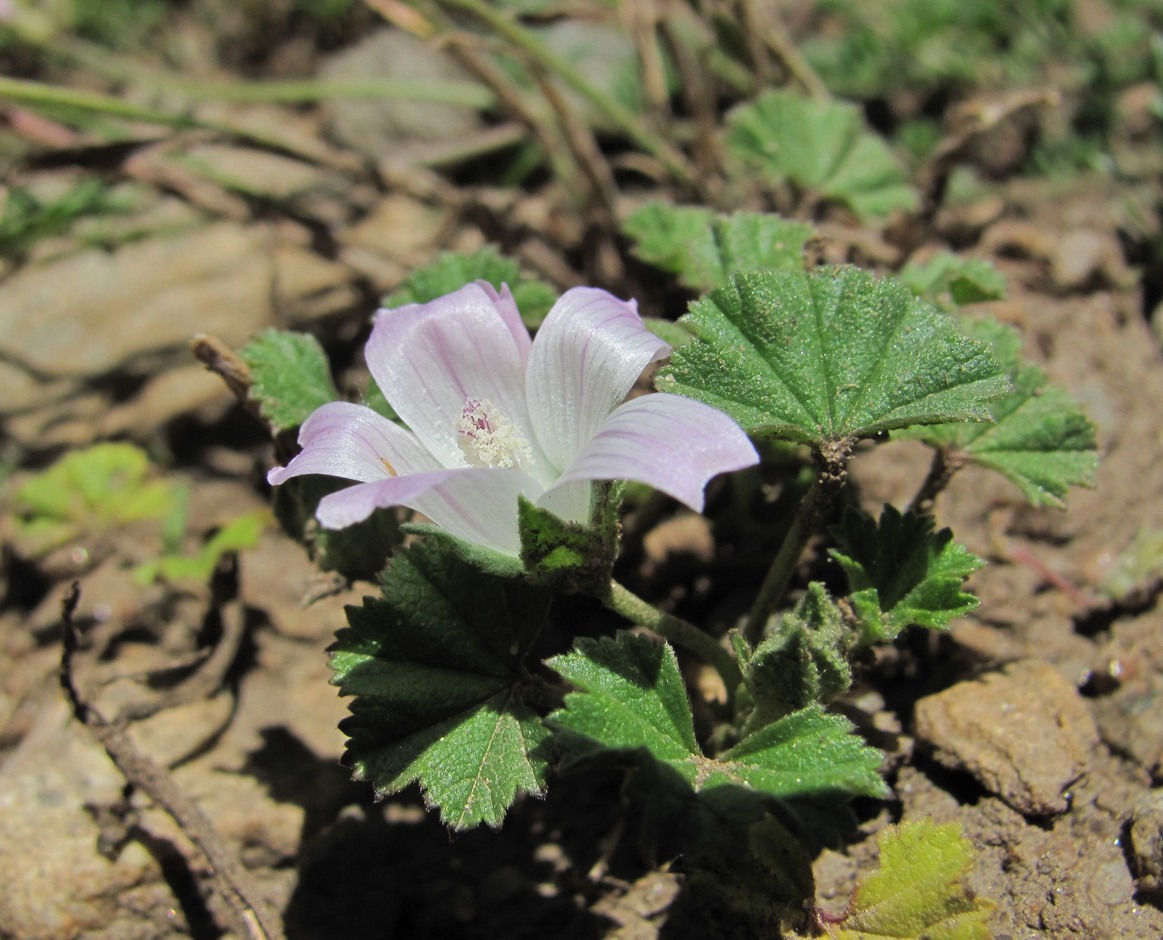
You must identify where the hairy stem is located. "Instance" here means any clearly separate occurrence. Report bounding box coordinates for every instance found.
[606,580,742,701]
[907,445,966,516]
[744,440,853,645]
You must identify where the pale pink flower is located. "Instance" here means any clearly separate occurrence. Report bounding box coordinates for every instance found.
[269,282,758,556]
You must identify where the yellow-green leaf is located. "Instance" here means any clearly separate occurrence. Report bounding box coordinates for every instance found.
[827,819,994,940]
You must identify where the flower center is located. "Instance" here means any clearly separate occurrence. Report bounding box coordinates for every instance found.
[456,398,534,471]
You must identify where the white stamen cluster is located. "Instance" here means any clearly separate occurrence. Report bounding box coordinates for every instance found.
[456,398,534,470]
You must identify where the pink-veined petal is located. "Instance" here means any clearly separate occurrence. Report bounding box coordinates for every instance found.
[366,283,537,468]
[526,287,670,472]
[479,281,530,359]
[548,393,758,511]
[317,467,543,556]
[267,401,441,486]
[534,478,593,525]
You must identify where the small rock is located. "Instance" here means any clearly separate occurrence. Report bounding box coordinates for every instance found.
[320,30,483,163]
[0,222,273,379]
[641,513,715,578]
[1130,792,1163,896]
[980,218,1057,261]
[1092,670,1163,779]
[180,143,331,201]
[1050,227,1126,292]
[0,704,162,938]
[338,193,449,291]
[271,243,362,325]
[99,364,233,438]
[0,361,76,417]
[913,659,1099,815]
[1116,81,1163,139]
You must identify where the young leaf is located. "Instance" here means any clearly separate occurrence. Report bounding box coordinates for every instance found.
[8,442,179,556]
[736,582,853,726]
[655,267,1010,448]
[330,539,552,829]
[547,633,886,802]
[622,202,814,292]
[898,252,1007,309]
[830,506,983,643]
[826,818,994,940]
[134,509,269,586]
[241,329,338,433]
[899,319,1098,508]
[724,91,918,219]
[383,246,557,328]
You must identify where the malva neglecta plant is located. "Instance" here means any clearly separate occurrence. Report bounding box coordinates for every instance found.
[237,207,1097,933]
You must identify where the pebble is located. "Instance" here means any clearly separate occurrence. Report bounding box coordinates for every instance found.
[913,659,1099,815]
[0,222,272,379]
[1050,227,1127,292]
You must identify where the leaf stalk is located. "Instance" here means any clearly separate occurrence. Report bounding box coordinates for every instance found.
[744,439,853,644]
[605,580,742,703]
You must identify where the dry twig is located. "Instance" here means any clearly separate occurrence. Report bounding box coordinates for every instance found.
[59,584,284,940]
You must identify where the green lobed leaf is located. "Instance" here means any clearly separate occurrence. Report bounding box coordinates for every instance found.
[898,252,1007,309]
[8,442,179,556]
[383,245,557,328]
[134,509,270,586]
[402,522,525,579]
[724,90,918,220]
[826,818,994,940]
[830,506,983,643]
[898,318,1098,508]
[655,267,1010,448]
[547,633,886,802]
[330,538,552,829]
[641,316,694,349]
[240,329,338,433]
[735,582,853,726]
[622,202,814,292]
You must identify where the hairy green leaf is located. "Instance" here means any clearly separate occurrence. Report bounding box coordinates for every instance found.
[241,329,338,433]
[655,267,1009,448]
[900,319,1098,507]
[8,442,179,556]
[830,506,983,642]
[330,539,552,829]
[383,246,557,327]
[899,252,1007,309]
[622,203,813,292]
[548,633,886,802]
[827,818,994,940]
[725,91,918,219]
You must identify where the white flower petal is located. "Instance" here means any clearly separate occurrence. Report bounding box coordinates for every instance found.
[365,283,536,468]
[534,478,593,525]
[317,466,542,556]
[527,287,670,472]
[267,401,440,486]
[550,393,758,511]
